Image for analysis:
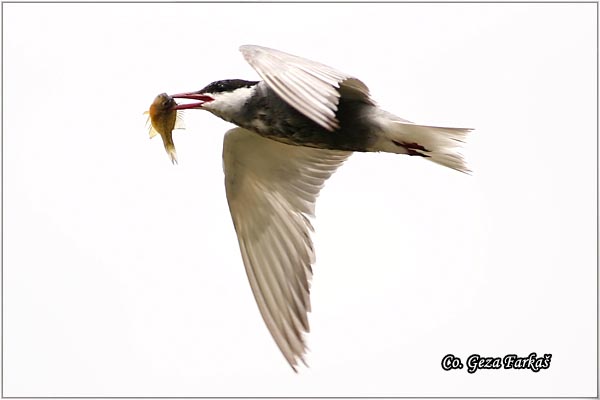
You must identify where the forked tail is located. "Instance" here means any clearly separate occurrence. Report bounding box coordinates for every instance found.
[374,119,472,173]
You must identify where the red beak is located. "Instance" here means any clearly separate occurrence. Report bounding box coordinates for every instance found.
[170,92,214,110]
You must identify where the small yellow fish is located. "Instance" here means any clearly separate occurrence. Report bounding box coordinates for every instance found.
[145,93,184,164]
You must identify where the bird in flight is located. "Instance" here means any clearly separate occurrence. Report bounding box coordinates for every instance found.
[149,45,470,371]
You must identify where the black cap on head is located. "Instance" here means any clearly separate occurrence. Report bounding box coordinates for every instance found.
[199,79,259,94]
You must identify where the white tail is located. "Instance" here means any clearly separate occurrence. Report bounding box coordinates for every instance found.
[373,116,472,173]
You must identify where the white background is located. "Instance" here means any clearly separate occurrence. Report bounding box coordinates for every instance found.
[3,3,597,397]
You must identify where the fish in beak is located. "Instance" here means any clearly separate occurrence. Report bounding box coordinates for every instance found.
[170,92,214,110]
[145,93,182,164]
[145,92,214,163]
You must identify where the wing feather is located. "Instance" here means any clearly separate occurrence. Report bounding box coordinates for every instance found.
[223,128,351,370]
[240,44,373,131]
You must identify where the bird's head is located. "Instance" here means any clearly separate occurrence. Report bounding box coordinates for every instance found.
[171,79,259,121]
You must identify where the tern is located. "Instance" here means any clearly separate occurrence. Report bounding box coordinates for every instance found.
[163,45,470,371]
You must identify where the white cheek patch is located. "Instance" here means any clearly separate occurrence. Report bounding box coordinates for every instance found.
[204,87,255,117]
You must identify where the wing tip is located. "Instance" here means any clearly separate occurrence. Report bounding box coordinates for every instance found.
[239,44,263,56]
[285,342,310,373]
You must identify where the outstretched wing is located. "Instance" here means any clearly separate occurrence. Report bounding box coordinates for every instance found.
[240,44,373,131]
[223,128,351,370]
